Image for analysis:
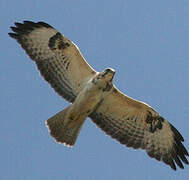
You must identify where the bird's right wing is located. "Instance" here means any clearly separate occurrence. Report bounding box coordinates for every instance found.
[90,86,189,170]
[9,21,97,102]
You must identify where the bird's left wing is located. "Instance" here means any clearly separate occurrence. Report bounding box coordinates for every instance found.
[89,86,189,170]
[9,21,97,102]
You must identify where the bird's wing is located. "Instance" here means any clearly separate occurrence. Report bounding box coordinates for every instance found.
[89,86,189,170]
[9,21,97,102]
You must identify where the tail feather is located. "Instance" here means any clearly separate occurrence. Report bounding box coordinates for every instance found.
[46,106,85,146]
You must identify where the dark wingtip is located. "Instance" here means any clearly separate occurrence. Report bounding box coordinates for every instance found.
[171,163,177,171]
[170,124,184,141]
[38,21,53,28]
[14,22,24,28]
[8,32,18,39]
[23,20,36,24]
[169,123,189,170]
[9,20,53,39]
[22,20,53,28]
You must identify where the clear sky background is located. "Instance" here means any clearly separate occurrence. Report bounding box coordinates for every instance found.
[1,0,189,179]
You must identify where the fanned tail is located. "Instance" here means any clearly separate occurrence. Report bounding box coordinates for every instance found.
[46,106,85,146]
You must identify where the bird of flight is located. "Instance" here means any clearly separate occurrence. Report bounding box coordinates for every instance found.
[9,21,188,170]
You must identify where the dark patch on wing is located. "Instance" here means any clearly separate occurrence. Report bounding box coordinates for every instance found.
[48,32,70,50]
[146,112,164,133]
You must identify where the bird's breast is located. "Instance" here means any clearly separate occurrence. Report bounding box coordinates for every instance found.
[71,81,109,118]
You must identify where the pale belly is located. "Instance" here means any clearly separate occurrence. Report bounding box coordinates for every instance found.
[68,81,112,121]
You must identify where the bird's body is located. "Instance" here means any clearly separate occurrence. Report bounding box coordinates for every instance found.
[47,69,115,146]
[9,21,188,170]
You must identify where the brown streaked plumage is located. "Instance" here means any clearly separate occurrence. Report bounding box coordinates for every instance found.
[9,21,188,170]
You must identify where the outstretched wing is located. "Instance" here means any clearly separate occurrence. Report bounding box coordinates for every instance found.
[90,86,189,170]
[9,21,96,102]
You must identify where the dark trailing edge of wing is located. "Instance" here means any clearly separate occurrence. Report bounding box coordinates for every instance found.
[35,60,76,102]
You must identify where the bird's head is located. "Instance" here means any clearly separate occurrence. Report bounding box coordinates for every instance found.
[92,68,115,91]
[101,68,115,82]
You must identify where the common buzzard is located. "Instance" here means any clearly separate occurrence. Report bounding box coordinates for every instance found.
[9,21,188,170]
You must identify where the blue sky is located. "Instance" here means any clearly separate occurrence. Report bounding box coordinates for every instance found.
[1,0,189,179]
